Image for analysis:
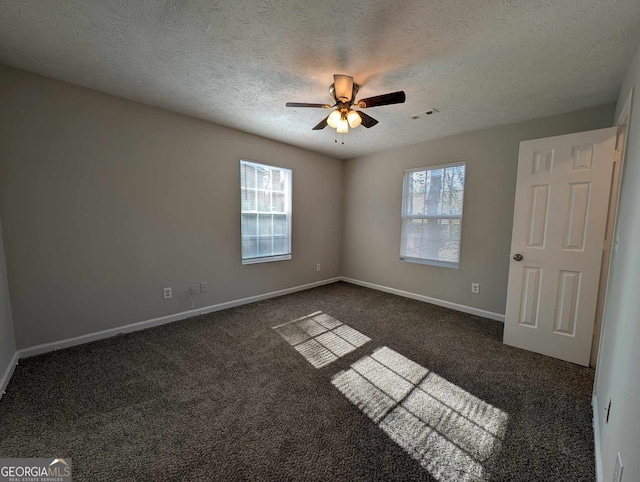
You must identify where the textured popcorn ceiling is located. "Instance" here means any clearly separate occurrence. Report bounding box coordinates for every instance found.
[1,1,639,159]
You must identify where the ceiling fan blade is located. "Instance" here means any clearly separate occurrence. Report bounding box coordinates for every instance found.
[357,111,379,128]
[312,116,329,130]
[357,91,406,108]
[333,74,354,102]
[286,102,330,108]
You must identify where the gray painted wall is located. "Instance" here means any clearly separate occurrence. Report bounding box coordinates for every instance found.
[0,218,16,382]
[0,67,343,349]
[342,105,615,315]
[595,41,640,482]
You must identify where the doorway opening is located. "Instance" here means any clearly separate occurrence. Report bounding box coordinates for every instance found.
[591,90,633,368]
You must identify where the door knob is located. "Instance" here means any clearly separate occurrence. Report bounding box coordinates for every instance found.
[513,254,523,261]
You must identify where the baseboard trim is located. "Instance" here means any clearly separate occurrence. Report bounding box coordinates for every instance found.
[340,277,505,322]
[18,277,341,359]
[592,396,604,482]
[0,351,19,400]
[15,275,502,361]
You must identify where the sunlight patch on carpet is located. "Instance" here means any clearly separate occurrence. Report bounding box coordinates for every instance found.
[332,347,509,482]
[273,312,370,368]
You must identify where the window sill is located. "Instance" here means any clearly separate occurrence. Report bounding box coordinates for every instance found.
[242,254,292,265]
[399,256,459,269]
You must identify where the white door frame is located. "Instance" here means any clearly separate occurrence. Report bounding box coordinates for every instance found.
[593,87,634,380]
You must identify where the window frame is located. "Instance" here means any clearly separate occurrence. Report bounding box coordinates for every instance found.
[399,161,466,269]
[240,159,292,265]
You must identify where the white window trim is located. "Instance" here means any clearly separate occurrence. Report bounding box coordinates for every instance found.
[400,161,466,269]
[242,254,291,265]
[240,159,292,265]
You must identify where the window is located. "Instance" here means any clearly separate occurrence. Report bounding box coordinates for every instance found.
[400,162,466,268]
[240,160,292,264]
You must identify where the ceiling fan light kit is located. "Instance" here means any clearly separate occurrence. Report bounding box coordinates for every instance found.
[327,108,362,132]
[326,109,342,128]
[286,74,406,142]
[347,110,362,128]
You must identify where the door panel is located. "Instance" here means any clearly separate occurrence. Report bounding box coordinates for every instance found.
[519,266,541,327]
[504,128,616,366]
[553,270,580,335]
[527,185,549,247]
[564,182,591,250]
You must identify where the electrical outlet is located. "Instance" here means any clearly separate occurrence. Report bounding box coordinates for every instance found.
[471,283,479,294]
[614,452,623,482]
[190,284,198,295]
[163,287,172,300]
[200,282,207,293]
[317,263,321,271]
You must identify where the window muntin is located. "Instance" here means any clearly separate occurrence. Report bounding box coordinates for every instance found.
[400,162,466,268]
[241,160,292,264]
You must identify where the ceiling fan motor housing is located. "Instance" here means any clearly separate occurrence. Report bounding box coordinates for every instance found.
[330,75,359,105]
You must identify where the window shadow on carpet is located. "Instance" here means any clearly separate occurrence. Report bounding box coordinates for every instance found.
[332,347,509,482]
[273,311,371,368]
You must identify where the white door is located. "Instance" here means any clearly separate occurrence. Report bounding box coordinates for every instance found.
[504,127,616,366]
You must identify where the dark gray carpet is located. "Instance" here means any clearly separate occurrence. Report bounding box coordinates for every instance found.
[0,281,595,481]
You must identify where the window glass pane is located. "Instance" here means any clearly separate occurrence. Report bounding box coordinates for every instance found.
[273,236,288,255]
[272,192,285,212]
[241,163,257,189]
[273,214,287,236]
[409,171,426,194]
[258,166,271,190]
[241,160,291,262]
[258,214,272,235]
[271,168,285,191]
[257,191,270,211]
[407,171,426,215]
[409,193,425,216]
[242,238,258,259]
[258,237,273,257]
[241,214,257,236]
[241,188,256,212]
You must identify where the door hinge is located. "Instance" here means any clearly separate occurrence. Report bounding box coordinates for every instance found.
[614,149,623,163]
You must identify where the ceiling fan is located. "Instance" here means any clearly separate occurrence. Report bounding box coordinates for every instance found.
[286,74,406,135]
